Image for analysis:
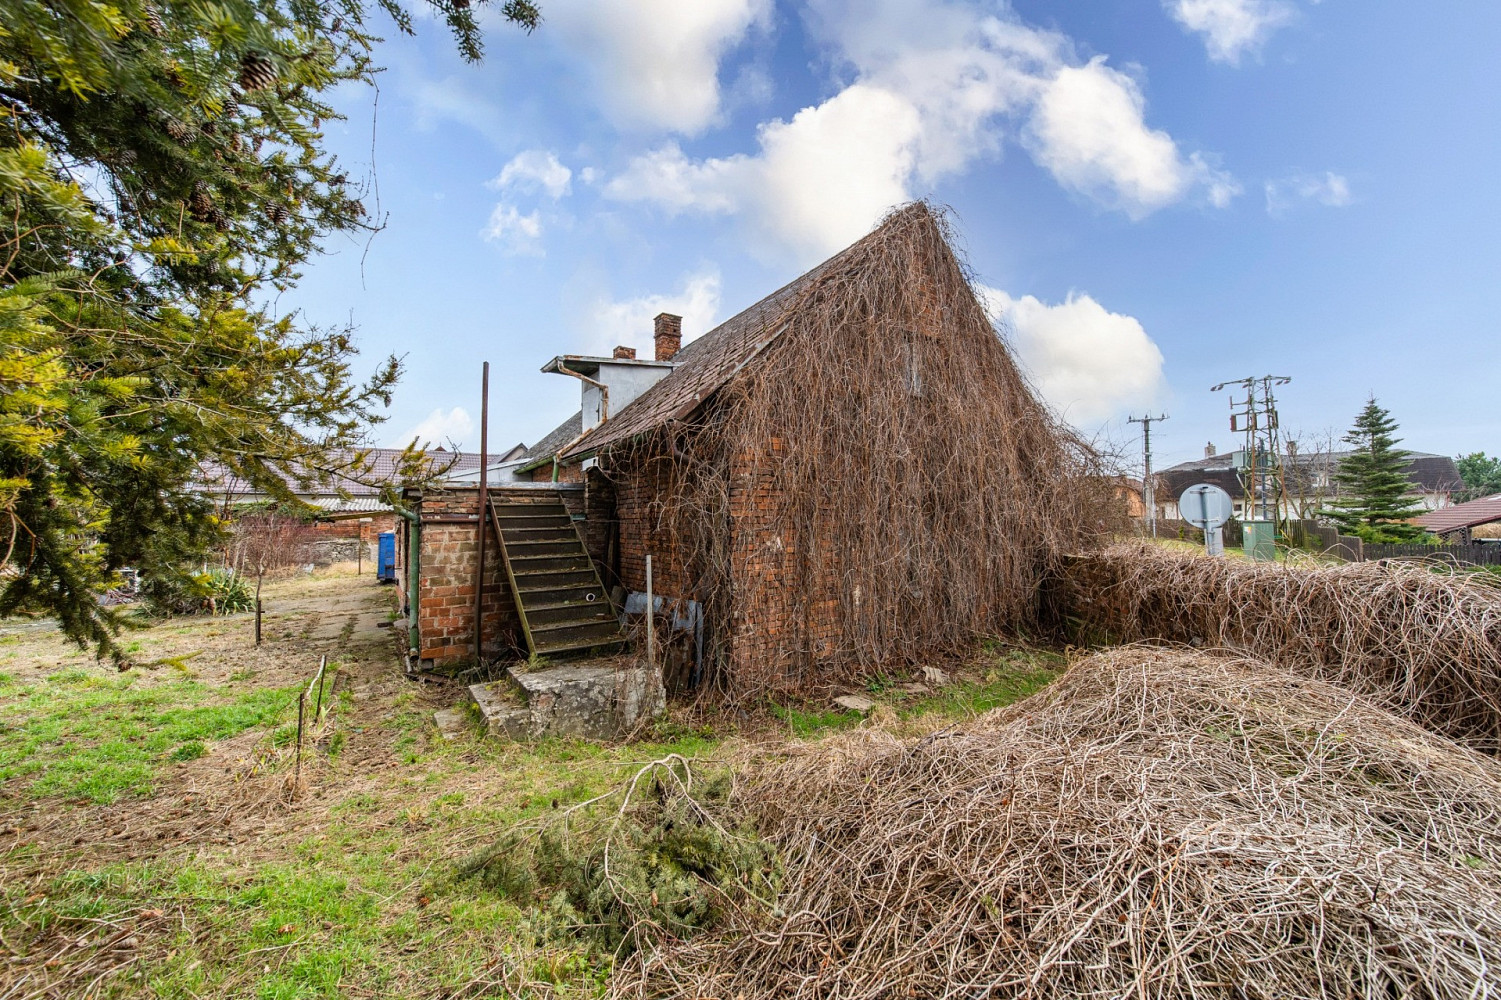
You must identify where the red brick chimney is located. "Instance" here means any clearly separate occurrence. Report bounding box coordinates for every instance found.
[654,313,682,362]
[613,345,637,360]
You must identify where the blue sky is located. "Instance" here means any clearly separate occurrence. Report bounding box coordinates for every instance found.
[286,0,1501,473]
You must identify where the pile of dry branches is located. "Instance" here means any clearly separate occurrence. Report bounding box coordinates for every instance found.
[1057,542,1501,748]
[616,647,1501,999]
[618,203,1119,699]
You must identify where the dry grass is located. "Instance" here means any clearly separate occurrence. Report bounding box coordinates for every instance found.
[617,647,1501,999]
[1057,542,1501,749]
[616,203,1119,701]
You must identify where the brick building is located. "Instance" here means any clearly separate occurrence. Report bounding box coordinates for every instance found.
[400,204,1096,696]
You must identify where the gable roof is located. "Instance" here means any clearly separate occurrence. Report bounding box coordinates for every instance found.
[1156,450,1460,502]
[198,447,484,498]
[1416,494,1501,535]
[560,205,935,460]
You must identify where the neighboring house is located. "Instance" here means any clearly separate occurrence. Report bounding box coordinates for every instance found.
[399,204,1097,693]
[1154,450,1461,521]
[198,447,489,549]
[1415,494,1501,542]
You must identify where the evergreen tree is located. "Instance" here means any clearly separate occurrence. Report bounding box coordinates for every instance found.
[1455,452,1501,502]
[1319,398,1429,542]
[0,0,538,660]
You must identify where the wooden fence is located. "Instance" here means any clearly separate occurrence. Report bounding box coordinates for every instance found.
[1361,542,1501,566]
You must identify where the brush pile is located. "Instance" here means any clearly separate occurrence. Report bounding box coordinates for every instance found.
[616,648,1501,1000]
[1057,542,1501,748]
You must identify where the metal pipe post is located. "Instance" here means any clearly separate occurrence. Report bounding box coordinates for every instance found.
[473,362,490,664]
[645,554,654,673]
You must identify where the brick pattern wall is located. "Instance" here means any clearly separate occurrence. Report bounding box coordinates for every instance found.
[726,440,839,688]
[409,485,594,667]
[310,513,396,540]
[614,452,694,600]
[412,489,519,666]
[527,461,584,484]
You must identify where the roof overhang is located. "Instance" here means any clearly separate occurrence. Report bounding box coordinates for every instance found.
[540,354,677,377]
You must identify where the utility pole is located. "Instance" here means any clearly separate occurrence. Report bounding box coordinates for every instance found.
[1128,413,1168,537]
[1211,375,1290,561]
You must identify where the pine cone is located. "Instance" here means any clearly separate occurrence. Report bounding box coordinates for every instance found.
[209,207,230,232]
[349,199,366,218]
[165,118,192,143]
[143,3,165,36]
[188,187,213,221]
[238,51,278,92]
[266,202,289,225]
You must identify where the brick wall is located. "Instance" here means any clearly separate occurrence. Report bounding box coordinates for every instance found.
[411,488,519,667]
[310,513,397,540]
[725,440,840,689]
[408,485,592,668]
[614,452,694,600]
[526,461,584,484]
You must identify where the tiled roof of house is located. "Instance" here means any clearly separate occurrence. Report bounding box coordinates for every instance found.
[523,411,583,466]
[198,447,484,497]
[559,206,929,460]
[1416,494,1501,534]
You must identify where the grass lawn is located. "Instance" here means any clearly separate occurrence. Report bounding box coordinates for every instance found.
[0,568,1068,998]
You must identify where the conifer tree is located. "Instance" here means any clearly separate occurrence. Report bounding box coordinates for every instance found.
[0,0,539,660]
[1319,398,1429,543]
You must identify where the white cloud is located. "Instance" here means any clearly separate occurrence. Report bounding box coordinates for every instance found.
[607,0,1236,263]
[1264,171,1352,217]
[489,149,572,199]
[1165,0,1295,65]
[1025,58,1240,218]
[394,407,475,450]
[977,285,1166,426]
[481,204,544,254]
[543,0,771,134]
[606,84,921,263]
[580,269,723,357]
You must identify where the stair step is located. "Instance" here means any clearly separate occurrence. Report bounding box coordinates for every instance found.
[530,617,622,638]
[526,602,616,627]
[532,638,630,659]
[505,539,584,557]
[494,503,568,516]
[495,515,574,531]
[501,526,579,542]
[513,569,597,589]
[510,554,591,574]
[517,583,607,605]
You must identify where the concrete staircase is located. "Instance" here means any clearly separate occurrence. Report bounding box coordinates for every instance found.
[488,493,628,659]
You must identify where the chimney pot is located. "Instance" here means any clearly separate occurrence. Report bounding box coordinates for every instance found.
[613,345,637,360]
[654,313,682,362]
[1205,441,1216,459]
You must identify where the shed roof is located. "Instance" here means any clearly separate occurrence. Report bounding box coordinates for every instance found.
[1415,494,1501,535]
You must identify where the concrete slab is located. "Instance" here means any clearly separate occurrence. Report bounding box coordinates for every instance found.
[470,661,664,741]
[432,708,470,740]
[833,694,876,714]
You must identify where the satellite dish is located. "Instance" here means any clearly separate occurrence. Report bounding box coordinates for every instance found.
[1179,483,1233,531]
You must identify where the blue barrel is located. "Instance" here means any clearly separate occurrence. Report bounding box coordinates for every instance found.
[377,531,396,582]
